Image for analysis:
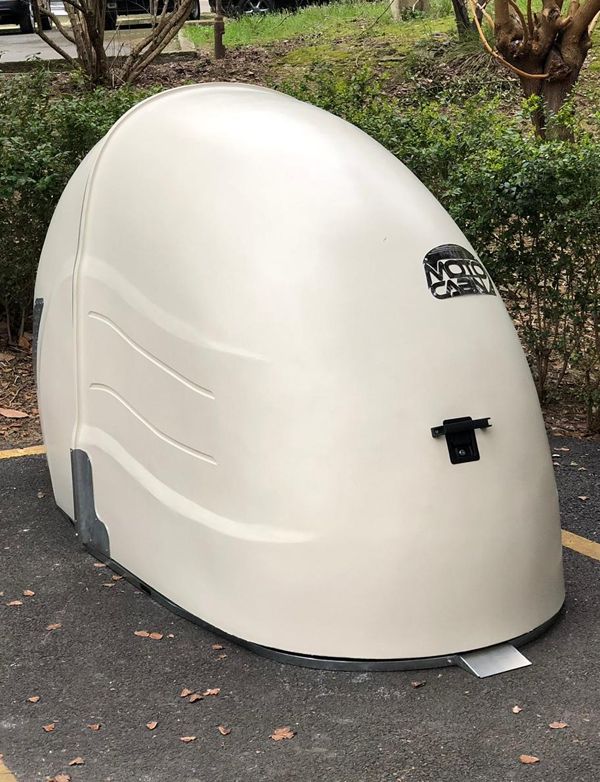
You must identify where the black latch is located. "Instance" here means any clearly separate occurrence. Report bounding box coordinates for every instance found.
[431,416,491,464]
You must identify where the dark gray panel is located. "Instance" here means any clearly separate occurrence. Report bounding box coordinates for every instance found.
[32,297,44,385]
[71,449,110,557]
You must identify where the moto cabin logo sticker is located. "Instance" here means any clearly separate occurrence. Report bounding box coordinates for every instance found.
[423,244,496,300]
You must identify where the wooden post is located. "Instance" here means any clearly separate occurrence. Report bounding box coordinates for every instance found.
[214,0,225,59]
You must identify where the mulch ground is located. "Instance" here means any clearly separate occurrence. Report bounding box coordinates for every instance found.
[0,345,39,450]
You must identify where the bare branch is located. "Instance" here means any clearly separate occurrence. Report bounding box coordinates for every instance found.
[61,0,87,15]
[121,0,193,80]
[477,0,496,27]
[494,0,511,26]
[526,0,534,33]
[31,0,76,62]
[40,7,78,44]
[508,0,530,41]
[471,0,550,77]
[568,0,600,34]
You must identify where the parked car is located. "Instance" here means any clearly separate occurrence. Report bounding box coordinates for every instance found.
[0,0,52,33]
[209,0,321,16]
[105,0,200,29]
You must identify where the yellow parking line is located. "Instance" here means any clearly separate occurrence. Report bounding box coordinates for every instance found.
[0,445,46,460]
[0,756,18,781]
[562,529,600,562]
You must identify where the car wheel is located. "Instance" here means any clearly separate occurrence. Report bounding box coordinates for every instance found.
[105,9,118,29]
[239,0,273,12]
[19,1,35,33]
[188,0,200,19]
[242,0,273,12]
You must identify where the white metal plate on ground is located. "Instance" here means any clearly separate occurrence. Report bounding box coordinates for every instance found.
[457,644,532,678]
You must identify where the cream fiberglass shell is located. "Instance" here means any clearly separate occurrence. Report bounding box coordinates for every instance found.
[35,84,564,661]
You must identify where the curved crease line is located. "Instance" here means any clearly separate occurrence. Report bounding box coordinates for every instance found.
[89,383,217,465]
[88,312,215,399]
[81,426,312,544]
[87,261,268,362]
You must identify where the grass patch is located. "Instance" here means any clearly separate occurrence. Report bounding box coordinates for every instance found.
[283,42,354,65]
[185,0,454,49]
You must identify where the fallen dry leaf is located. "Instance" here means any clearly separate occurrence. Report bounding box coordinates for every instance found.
[134,630,150,638]
[217,654,227,660]
[270,726,296,741]
[146,721,158,730]
[46,623,62,631]
[112,575,123,581]
[556,447,570,452]
[37,490,45,498]
[50,775,71,782]
[519,755,540,765]
[549,721,568,729]
[149,632,163,640]
[23,590,35,597]
[0,407,28,419]
[180,688,193,698]
[167,633,175,638]
[578,496,589,501]
[218,725,231,736]
[512,705,523,714]
[42,723,56,732]
[93,563,105,568]
[411,681,426,689]
[188,693,203,703]
[87,724,101,731]
[27,695,41,703]
[211,644,224,650]
[7,600,23,606]
[68,757,84,766]
[180,736,197,743]
[102,583,115,588]
[203,688,220,697]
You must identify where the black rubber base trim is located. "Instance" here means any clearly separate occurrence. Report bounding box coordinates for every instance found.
[85,544,564,672]
[71,450,110,557]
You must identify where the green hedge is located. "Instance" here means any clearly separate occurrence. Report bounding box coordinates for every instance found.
[0,70,154,340]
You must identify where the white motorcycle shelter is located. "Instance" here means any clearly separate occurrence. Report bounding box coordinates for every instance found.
[34,84,565,676]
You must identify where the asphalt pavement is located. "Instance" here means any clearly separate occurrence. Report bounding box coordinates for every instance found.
[0,437,599,782]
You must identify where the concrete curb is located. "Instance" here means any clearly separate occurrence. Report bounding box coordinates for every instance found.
[0,47,200,73]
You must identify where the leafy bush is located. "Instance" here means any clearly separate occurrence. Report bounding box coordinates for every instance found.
[281,67,600,430]
[0,69,153,341]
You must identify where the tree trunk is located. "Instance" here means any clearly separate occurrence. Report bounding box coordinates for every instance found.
[451,0,471,36]
[491,0,598,138]
[391,0,413,20]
